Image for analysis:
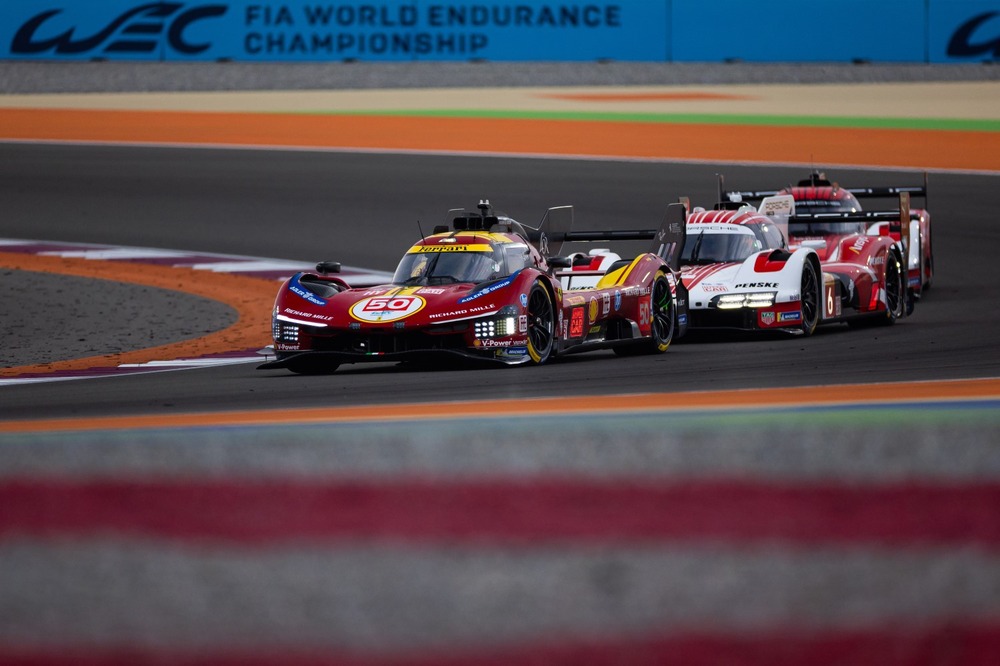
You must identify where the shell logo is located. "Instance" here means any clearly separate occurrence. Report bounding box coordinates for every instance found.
[350,295,426,323]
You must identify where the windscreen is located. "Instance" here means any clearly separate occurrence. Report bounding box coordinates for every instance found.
[393,247,504,285]
[788,220,868,237]
[681,230,760,265]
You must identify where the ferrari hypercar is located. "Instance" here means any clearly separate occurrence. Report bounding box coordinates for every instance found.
[258,201,687,374]
[725,171,933,297]
[675,191,909,335]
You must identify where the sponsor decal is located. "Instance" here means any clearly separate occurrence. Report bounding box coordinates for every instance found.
[408,243,492,253]
[518,314,527,333]
[284,308,333,321]
[429,303,495,320]
[566,295,586,306]
[350,295,425,323]
[760,311,776,326]
[429,308,467,320]
[458,273,517,303]
[11,3,227,56]
[849,236,871,254]
[503,347,529,356]
[288,275,326,306]
[948,12,1000,59]
[779,311,802,322]
[613,290,622,311]
[569,307,585,337]
[520,293,528,307]
[480,338,527,348]
[733,282,777,289]
[702,284,728,293]
[602,292,610,315]
[418,287,446,295]
[275,343,300,351]
[678,314,688,326]
[588,325,602,334]
[588,297,598,323]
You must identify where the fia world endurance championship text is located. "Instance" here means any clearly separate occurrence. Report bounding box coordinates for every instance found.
[243,3,623,57]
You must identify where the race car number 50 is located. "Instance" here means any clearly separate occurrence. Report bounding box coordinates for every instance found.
[350,295,426,323]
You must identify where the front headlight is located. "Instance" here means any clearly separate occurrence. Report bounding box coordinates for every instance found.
[714,292,776,309]
[474,306,517,338]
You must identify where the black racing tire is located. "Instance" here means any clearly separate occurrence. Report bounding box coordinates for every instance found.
[880,248,906,325]
[647,273,676,353]
[614,272,675,356]
[526,281,555,365]
[924,246,934,291]
[799,259,820,336]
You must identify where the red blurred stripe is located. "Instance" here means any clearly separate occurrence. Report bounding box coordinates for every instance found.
[2,478,999,546]
[2,623,999,666]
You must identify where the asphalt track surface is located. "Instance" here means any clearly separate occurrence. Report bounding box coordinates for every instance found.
[1,145,998,419]
[2,68,1000,663]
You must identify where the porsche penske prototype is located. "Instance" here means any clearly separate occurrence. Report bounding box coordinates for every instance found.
[725,171,933,297]
[258,201,687,374]
[675,191,909,335]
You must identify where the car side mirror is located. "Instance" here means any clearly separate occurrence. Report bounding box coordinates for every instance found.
[547,256,572,268]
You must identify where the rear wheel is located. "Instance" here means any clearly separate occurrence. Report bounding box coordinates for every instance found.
[800,260,820,336]
[526,281,555,365]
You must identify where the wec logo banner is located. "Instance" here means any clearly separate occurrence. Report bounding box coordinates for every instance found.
[1,0,667,61]
[2,0,996,62]
[6,2,228,59]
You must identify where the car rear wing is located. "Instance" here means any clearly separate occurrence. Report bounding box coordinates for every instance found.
[722,172,928,208]
[538,203,688,271]
[789,192,911,253]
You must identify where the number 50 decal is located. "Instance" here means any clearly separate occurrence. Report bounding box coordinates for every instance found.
[350,295,426,323]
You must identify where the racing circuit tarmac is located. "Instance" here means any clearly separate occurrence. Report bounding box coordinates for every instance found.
[1,63,1000,664]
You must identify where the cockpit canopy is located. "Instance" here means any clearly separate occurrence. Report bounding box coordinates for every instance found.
[782,186,862,215]
[392,237,532,285]
[682,228,763,265]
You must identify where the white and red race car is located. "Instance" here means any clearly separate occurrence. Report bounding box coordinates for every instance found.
[677,192,910,335]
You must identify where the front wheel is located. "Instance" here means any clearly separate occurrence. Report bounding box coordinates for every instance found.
[881,248,906,325]
[614,272,674,356]
[646,273,675,353]
[526,281,555,365]
[800,260,820,336]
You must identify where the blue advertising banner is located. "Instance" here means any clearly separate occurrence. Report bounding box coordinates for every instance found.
[0,1,669,62]
[3,1,995,63]
[929,0,1000,62]
[670,0,926,63]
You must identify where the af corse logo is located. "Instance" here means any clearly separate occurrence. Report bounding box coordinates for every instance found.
[11,2,227,55]
[948,11,1000,59]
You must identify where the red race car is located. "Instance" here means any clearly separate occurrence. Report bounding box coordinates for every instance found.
[258,201,687,374]
[725,171,933,300]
